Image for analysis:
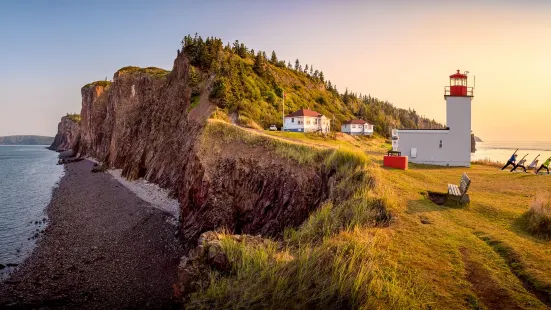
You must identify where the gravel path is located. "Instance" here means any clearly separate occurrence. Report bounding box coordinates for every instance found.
[0,160,184,309]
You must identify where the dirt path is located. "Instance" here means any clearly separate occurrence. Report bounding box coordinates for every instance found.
[460,248,522,310]
[0,160,184,309]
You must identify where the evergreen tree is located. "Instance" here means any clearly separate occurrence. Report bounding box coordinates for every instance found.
[253,51,265,76]
[295,59,300,71]
[319,71,325,82]
[270,51,278,64]
[310,66,314,76]
[305,64,309,74]
[287,61,292,69]
[313,70,319,78]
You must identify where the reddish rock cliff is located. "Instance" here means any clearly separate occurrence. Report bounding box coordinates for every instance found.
[49,116,80,151]
[63,51,332,244]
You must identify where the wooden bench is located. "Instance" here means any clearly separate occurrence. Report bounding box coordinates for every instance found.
[447,173,471,204]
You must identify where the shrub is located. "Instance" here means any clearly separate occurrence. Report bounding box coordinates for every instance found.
[526,192,551,238]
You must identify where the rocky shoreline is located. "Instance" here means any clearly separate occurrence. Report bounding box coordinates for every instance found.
[0,159,184,309]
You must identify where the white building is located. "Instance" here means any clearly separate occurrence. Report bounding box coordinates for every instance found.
[393,70,474,167]
[283,109,331,133]
[341,119,373,135]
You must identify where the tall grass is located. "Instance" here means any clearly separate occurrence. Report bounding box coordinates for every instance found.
[186,122,410,309]
[186,229,427,310]
[203,120,326,165]
[526,192,551,238]
[472,157,503,168]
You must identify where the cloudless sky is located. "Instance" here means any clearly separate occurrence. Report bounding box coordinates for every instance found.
[1,0,550,141]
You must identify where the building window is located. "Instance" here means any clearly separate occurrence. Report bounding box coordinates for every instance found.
[439,140,443,148]
[291,118,294,123]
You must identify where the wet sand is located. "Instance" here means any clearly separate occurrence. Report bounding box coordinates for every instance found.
[0,160,184,309]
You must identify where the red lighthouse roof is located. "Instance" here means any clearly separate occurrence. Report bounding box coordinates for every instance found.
[450,70,467,79]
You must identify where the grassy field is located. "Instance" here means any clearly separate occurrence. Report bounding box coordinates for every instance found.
[189,125,551,309]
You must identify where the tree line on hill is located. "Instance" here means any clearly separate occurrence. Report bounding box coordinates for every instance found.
[0,135,54,145]
[180,34,443,136]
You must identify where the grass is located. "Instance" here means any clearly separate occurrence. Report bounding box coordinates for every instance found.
[116,66,171,78]
[83,80,112,88]
[65,113,81,124]
[203,120,328,165]
[472,157,504,168]
[187,122,551,309]
[525,192,551,238]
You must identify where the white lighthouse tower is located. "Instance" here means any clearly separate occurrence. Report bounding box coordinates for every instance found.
[445,70,473,166]
[393,70,474,167]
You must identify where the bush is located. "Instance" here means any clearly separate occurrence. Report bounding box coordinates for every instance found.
[526,192,551,238]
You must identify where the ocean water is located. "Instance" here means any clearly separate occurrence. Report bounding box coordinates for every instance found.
[472,141,551,165]
[0,146,63,279]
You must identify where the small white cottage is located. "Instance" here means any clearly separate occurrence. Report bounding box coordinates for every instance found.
[283,109,331,133]
[341,120,373,135]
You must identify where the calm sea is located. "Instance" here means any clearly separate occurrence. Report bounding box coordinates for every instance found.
[472,141,551,165]
[0,146,63,279]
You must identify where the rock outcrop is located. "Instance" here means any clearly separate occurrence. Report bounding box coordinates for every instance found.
[49,116,80,151]
[67,51,332,244]
[175,231,269,301]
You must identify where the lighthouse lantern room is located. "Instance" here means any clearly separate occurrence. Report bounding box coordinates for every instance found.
[445,70,473,97]
[393,69,474,167]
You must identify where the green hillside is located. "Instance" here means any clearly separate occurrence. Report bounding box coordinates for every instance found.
[0,135,54,145]
[181,34,443,136]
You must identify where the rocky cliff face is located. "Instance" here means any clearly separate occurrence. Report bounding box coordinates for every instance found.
[67,51,331,244]
[49,116,80,151]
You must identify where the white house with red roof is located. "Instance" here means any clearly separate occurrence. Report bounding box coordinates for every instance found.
[283,109,331,133]
[341,119,373,136]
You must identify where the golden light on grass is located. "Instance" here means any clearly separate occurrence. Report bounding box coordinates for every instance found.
[526,192,551,238]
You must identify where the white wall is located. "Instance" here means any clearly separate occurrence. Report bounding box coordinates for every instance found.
[341,123,373,135]
[446,96,472,166]
[395,95,472,167]
[283,116,331,133]
[395,130,469,165]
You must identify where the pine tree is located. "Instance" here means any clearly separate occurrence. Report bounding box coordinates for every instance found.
[313,70,319,78]
[305,64,309,74]
[288,61,292,69]
[310,66,314,75]
[295,59,300,71]
[319,71,324,82]
[253,51,265,76]
[270,51,278,64]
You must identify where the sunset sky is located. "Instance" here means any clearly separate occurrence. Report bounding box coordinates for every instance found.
[1,0,550,141]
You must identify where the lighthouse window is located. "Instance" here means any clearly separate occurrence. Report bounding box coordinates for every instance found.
[439,140,443,148]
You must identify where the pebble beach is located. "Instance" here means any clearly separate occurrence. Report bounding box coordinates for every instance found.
[0,159,184,309]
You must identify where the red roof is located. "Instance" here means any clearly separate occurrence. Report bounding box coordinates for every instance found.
[450,70,467,79]
[343,119,367,125]
[285,109,323,118]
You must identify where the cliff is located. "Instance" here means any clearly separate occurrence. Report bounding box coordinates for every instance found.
[49,116,80,151]
[0,135,54,145]
[67,51,347,246]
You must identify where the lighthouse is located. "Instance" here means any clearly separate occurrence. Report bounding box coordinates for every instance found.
[393,70,474,167]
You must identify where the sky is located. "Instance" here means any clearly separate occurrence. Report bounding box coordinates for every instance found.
[1,0,550,141]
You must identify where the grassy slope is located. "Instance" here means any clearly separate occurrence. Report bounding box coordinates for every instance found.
[185,40,443,134]
[187,125,551,309]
